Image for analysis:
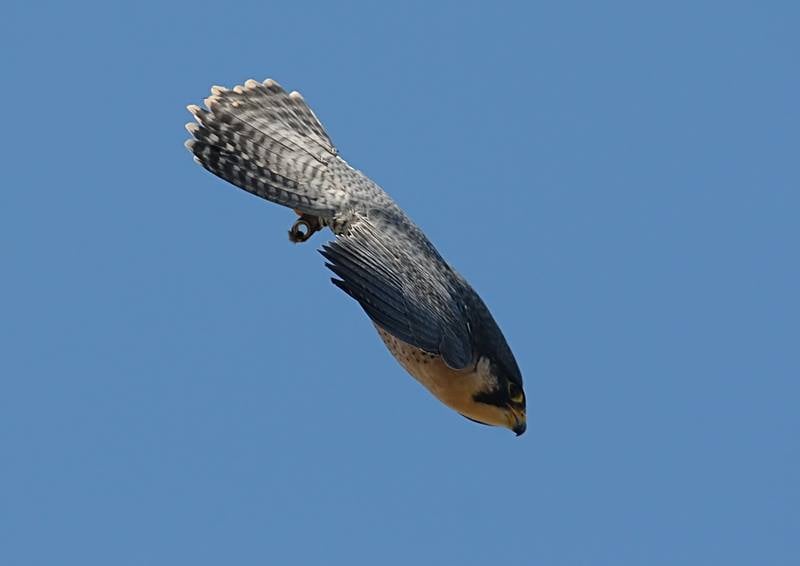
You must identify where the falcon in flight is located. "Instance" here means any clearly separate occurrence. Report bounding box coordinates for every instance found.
[185,79,526,435]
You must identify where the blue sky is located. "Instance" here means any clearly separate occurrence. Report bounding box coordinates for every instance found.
[2,1,798,564]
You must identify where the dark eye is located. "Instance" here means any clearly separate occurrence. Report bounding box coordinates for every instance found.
[508,382,524,403]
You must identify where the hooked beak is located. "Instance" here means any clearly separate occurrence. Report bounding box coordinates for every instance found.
[508,406,527,436]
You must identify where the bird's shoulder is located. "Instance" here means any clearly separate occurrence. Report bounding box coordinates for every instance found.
[321,205,473,369]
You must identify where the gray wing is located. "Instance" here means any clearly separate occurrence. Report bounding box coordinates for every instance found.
[320,209,474,369]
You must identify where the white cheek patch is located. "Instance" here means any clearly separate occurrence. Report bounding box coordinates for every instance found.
[474,356,499,393]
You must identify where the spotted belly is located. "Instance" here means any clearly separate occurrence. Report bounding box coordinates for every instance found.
[375,325,442,385]
[374,325,502,424]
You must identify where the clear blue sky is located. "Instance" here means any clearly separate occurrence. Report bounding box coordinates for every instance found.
[2,1,798,564]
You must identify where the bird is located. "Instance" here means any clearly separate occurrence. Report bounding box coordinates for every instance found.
[184,78,526,435]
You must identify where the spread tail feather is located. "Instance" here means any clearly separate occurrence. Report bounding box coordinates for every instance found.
[185,79,341,216]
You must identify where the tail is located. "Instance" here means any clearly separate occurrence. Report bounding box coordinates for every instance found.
[184,79,341,216]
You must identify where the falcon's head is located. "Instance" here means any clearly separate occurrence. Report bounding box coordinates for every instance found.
[457,355,527,436]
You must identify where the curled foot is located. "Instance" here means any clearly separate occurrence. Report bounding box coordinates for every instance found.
[289,213,322,243]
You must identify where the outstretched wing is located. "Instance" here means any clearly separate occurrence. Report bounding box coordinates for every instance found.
[320,209,474,369]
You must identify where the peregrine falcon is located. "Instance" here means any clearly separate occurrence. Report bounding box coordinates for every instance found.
[185,79,527,435]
